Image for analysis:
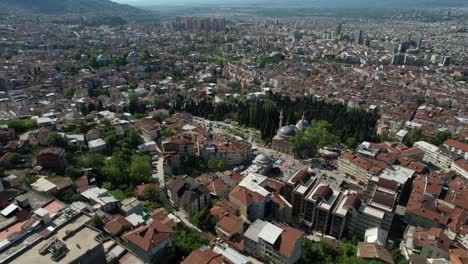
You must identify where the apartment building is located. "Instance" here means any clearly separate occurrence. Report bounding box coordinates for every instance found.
[338,151,386,184]
[414,141,453,171]
[285,169,394,241]
[244,219,304,264]
[301,183,342,234]
[444,139,468,160]
[163,132,196,156]
[452,159,468,179]
[329,193,393,241]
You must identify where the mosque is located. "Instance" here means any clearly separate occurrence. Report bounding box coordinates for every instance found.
[271,110,310,155]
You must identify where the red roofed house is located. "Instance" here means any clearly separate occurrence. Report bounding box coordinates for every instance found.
[104,216,132,236]
[216,213,244,251]
[182,247,223,264]
[135,183,158,197]
[123,220,174,262]
[444,139,468,159]
[338,151,387,184]
[244,219,304,264]
[450,248,468,264]
[401,226,451,261]
[452,159,468,179]
[229,185,265,222]
[196,174,229,199]
[163,132,195,156]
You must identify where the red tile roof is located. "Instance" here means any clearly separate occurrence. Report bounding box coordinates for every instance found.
[357,242,394,264]
[105,216,132,236]
[223,170,243,185]
[182,248,222,264]
[210,200,240,220]
[149,208,176,228]
[454,159,468,173]
[413,227,451,253]
[135,183,158,197]
[123,220,173,252]
[274,224,304,258]
[229,185,264,206]
[445,139,468,152]
[217,214,242,233]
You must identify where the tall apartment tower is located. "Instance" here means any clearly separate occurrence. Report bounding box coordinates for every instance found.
[355,30,363,45]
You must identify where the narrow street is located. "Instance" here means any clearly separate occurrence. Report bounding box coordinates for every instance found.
[173,210,202,232]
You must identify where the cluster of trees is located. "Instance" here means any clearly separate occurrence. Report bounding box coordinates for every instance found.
[403,129,451,147]
[79,151,152,188]
[300,239,408,264]
[174,226,209,257]
[290,120,339,157]
[173,156,208,176]
[206,49,242,65]
[140,185,159,202]
[207,158,225,172]
[87,83,109,97]
[300,240,381,264]
[102,126,142,152]
[455,75,468,82]
[174,94,379,144]
[190,208,217,234]
[0,119,37,133]
[61,127,151,190]
[128,93,147,114]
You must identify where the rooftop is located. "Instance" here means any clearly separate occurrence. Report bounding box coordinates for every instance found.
[9,214,103,264]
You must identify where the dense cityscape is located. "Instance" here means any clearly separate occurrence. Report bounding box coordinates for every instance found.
[0,1,467,263]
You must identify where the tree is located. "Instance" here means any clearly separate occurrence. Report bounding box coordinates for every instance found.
[46,132,66,148]
[122,128,142,149]
[142,185,159,201]
[64,87,75,99]
[0,119,37,133]
[128,93,140,113]
[102,163,125,184]
[129,155,151,184]
[346,137,358,149]
[290,120,339,157]
[207,158,225,172]
[23,175,39,186]
[161,128,174,138]
[65,166,81,179]
[92,214,105,230]
[403,129,424,146]
[9,153,22,165]
[300,240,337,264]
[174,227,209,256]
[431,131,451,146]
[102,182,112,190]
[80,153,105,169]
[190,208,217,234]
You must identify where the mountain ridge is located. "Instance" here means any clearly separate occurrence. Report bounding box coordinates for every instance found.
[115,0,467,8]
[0,0,144,15]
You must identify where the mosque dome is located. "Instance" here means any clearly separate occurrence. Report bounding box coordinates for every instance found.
[253,154,272,165]
[278,125,297,138]
[296,119,310,131]
[269,51,286,60]
[96,54,109,66]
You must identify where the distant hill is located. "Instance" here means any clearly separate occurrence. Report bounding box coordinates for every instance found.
[118,0,467,8]
[0,0,144,15]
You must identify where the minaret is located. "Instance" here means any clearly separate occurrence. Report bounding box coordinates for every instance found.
[279,109,284,128]
[300,113,305,131]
